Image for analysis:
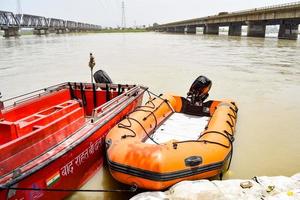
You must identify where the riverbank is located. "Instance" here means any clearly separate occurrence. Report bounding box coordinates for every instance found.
[92,29,149,33]
[0,28,149,36]
[132,173,300,200]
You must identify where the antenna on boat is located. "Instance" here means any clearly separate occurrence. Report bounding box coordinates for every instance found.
[89,53,96,84]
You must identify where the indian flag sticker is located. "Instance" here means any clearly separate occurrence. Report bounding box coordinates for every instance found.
[46,172,61,188]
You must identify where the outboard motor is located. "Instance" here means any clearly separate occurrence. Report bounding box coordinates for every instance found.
[94,70,113,84]
[187,76,212,105]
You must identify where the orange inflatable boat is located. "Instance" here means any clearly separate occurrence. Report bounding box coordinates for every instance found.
[105,76,238,190]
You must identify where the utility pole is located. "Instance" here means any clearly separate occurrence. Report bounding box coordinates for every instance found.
[121,1,126,29]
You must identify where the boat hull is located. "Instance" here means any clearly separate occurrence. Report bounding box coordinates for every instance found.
[0,84,145,200]
[106,94,238,190]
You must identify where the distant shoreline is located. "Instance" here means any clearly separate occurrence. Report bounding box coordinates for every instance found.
[0,29,149,36]
[92,29,149,33]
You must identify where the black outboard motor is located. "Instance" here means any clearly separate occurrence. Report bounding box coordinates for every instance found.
[94,70,113,84]
[187,76,212,105]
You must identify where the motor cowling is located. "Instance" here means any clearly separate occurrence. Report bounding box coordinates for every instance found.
[187,76,212,105]
[94,70,113,84]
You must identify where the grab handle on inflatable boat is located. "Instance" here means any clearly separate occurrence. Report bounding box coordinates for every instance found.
[184,156,203,167]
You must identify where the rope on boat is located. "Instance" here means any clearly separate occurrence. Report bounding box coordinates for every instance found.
[119,106,159,144]
[117,89,172,145]
[118,88,178,145]
[230,107,238,118]
[147,90,175,113]
[138,108,158,127]
[226,121,234,133]
[172,130,234,171]
[172,108,237,150]
[0,185,137,193]
[118,116,137,138]
[127,116,160,145]
[172,105,238,170]
[230,102,239,112]
[228,113,236,125]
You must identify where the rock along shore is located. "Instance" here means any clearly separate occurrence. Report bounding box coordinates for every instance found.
[131,173,300,200]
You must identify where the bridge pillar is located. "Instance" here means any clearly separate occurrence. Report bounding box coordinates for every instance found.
[175,26,185,33]
[56,29,66,34]
[186,26,196,34]
[69,29,78,33]
[166,27,175,33]
[278,21,299,40]
[33,28,49,35]
[247,21,266,38]
[228,24,242,36]
[2,27,20,37]
[204,24,219,35]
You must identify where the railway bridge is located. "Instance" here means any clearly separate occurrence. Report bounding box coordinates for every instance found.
[0,11,101,37]
[155,2,300,40]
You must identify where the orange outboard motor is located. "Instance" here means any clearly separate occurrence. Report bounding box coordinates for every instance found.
[187,76,212,105]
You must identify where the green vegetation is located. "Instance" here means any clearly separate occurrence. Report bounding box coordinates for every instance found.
[91,28,149,33]
[20,30,34,35]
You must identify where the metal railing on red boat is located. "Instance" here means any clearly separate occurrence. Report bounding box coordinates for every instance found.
[1,82,67,106]
[0,82,143,110]
[91,86,146,120]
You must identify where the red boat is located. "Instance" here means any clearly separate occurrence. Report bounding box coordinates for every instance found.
[0,82,146,200]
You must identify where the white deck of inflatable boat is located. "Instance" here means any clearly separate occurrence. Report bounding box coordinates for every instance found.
[145,113,210,144]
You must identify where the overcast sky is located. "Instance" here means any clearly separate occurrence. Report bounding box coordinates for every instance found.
[0,0,295,27]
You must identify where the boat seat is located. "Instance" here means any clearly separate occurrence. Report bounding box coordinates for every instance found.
[0,105,85,176]
[0,121,18,145]
[2,89,71,122]
[0,100,81,145]
[14,100,80,137]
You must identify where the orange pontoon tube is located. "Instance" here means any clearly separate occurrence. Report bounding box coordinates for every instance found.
[105,76,238,190]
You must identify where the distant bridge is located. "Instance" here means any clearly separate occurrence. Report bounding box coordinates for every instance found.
[0,11,102,37]
[155,1,300,40]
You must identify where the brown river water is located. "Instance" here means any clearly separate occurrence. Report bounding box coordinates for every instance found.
[0,32,300,199]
